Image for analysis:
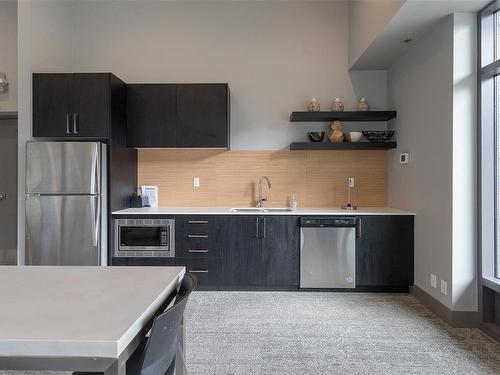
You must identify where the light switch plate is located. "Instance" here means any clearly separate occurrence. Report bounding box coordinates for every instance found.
[430,274,437,288]
[193,177,200,188]
[440,280,448,295]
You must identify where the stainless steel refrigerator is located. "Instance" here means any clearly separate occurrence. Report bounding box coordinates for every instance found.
[25,141,107,266]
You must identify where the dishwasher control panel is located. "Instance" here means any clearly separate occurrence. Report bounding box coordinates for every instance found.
[300,217,357,228]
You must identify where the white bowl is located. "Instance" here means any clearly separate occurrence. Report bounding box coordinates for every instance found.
[344,132,363,142]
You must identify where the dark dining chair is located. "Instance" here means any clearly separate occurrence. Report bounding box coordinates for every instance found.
[74,272,197,375]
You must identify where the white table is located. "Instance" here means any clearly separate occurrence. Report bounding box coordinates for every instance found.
[0,266,186,374]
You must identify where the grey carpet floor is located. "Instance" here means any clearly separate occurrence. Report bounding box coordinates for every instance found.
[184,292,500,375]
[2,292,500,375]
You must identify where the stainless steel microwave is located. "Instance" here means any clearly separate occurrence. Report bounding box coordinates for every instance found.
[114,218,175,258]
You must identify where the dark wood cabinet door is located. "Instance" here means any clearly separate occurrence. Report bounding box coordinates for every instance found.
[176,84,229,148]
[261,216,300,287]
[127,84,177,147]
[356,216,414,286]
[223,215,265,286]
[33,73,73,137]
[72,74,110,138]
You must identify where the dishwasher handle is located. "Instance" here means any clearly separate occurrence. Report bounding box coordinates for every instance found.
[356,218,362,238]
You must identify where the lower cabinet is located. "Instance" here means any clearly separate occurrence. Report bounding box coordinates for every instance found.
[174,216,224,289]
[356,215,414,287]
[112,214,413,291]
[175,257,223,288]
[223,215,299,288]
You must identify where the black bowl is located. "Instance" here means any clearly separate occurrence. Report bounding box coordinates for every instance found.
[362,131,395,143]
[308,131,325,142]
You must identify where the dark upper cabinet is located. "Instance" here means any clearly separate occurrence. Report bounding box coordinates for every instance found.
[223,215,299,287]
[126,84,177,148]
[176,84,229,148]
[33,73,124,138]
[32,74,73,137]
[71,74,111,137]
[356,215,414,287]
[126,83,230,148]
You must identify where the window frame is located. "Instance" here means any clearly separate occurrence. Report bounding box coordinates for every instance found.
[479,0,500,290]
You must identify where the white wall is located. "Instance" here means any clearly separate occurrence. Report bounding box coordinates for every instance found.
[348,0,405,69]
[17,0,74,264]
[388,15,454,308]
[68,0,388,149]
[388,13,477,311]
[452,13,476,311]
[0,0,17,111]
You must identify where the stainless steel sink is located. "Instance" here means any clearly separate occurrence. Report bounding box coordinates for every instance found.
[229,208,266,213]
[229,207,293,213]
[264,208,293,212]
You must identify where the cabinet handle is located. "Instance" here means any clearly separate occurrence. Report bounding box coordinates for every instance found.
[189,269,209,273]
[256,217,259,238]
[66,114,71,134]
[73,113,79,134]
[188,234,208,238]
[188,220,208,224]
[188,249,209,253]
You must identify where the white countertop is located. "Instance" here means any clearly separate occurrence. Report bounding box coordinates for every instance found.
[0,266,185,358]
[113,206,415,216]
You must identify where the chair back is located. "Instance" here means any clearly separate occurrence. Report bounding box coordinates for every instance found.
[138,273,197,375]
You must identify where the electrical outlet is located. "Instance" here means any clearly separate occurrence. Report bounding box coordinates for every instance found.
[347,177,355,187]
[400,152,410,164]
[193,177,200,188]
[430,274,437,288]
[440,280,448,295]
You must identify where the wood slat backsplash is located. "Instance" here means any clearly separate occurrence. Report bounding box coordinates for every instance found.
[138,149,387,207]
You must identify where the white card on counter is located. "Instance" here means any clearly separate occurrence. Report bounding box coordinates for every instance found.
[141,185,158,208]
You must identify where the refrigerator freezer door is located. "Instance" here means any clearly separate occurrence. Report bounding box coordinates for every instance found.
[26,141,101,194]
[25,195,101,265]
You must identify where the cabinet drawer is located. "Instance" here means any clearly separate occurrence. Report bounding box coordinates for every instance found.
[176,258,222,287]
[175,242,221,258]
[175,216,223,258]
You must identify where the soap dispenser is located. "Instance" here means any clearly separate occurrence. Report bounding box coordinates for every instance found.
[290,194,298,211]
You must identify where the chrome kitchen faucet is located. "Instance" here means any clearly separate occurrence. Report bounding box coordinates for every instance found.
[257,176,272,208]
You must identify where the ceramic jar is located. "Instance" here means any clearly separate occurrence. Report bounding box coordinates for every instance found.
[331,98,344,112]
[308,98,321,112]
[357,98,369,111]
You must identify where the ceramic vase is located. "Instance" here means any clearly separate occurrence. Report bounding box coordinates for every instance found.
[328,121,344,143]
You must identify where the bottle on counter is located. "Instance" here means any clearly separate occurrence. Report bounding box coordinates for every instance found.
[290,193,298,211]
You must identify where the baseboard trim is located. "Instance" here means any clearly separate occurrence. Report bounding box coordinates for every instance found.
[412,285,479,328]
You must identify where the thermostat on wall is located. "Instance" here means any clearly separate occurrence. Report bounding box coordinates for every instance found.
[400,152,409,164]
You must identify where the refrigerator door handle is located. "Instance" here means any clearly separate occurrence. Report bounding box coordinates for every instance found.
[90,145,100,195]
[90,196,100,247]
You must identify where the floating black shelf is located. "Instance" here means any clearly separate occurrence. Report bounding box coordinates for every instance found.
[290,111,397,122]
[0,112,18,120]
[290,142,397,150]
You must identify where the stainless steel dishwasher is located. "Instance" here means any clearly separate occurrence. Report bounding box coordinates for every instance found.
[300,217,358,288]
